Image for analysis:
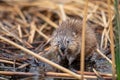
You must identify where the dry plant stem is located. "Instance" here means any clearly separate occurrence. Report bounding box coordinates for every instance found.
[0,25,23,43]
[59,4,67,21]
[0,36,82,80]
[28,22,36,43]
[93,68,103,79]
[81,0,88,80]
[101,28,106,48]
[46,72,112,79]
[17,25,22,38]
[36,28,49,40]
[107,0,116,80]
[35,13,58,28]
[101,10,107,48]
[101,14,115,48]
[96,49,112,64]
[14,5,27,23]
[39,23,47,32]
[104,30,109,49]
[0,71,37,76]
[77,71,115,77]
[0,59,21,66]
[17,63,29,69]
[87,5,98,20]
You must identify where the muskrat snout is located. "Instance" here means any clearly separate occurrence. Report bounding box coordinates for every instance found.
[60,46,66,52]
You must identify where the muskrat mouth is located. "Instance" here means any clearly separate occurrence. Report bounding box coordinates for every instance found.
[61,52,65,57]
[59,51,67,58]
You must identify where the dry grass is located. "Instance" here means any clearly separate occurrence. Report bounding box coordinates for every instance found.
[0,0,118,79]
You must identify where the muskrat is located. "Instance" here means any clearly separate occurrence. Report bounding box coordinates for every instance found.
[49,18,97,70]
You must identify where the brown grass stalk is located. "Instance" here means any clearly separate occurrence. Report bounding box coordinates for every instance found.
[0,71,37,76]
[35,13,58,28]
[59,4,67,21]
[0,59,21,66]
[17,63,29,69]
[46,72,112,79]
[17,25,22,38]
[93,68,103,79]
[80,0,88,80]
[96,49,112,64]
[28,21,36,43]
[36,28,49,40]
[77,71,116,77]
[14,5,27,23]
[107,0,116,80]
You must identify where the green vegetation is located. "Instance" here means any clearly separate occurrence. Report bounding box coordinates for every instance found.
[114,0,120,79]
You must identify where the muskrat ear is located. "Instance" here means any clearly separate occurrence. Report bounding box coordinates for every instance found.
[72,32,77,37]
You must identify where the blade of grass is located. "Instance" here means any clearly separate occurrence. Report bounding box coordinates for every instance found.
[114,0,120,80]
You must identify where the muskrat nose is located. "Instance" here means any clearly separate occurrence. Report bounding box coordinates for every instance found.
[60,46,66,52]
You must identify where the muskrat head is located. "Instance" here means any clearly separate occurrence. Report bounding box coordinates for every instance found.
[51,30,80,58]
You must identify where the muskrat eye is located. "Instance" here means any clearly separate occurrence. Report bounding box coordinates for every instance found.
[67,40,70,43]
[58,41,60,44]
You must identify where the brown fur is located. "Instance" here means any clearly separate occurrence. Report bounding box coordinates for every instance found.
[50,18,97,66]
